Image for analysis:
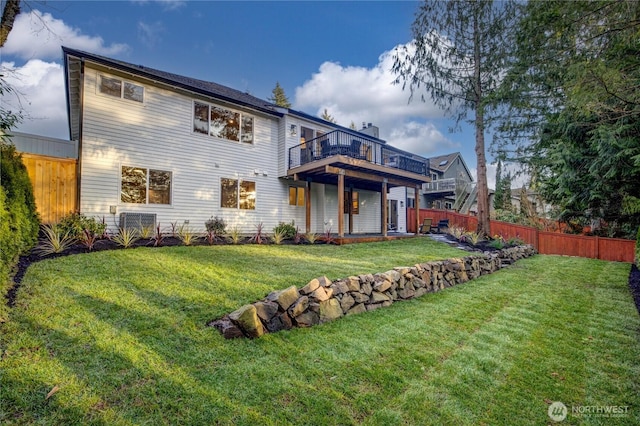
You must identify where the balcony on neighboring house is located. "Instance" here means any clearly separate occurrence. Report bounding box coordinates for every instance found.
[422,177,457,194]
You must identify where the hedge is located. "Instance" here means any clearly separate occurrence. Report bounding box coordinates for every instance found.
[1,143,40,321]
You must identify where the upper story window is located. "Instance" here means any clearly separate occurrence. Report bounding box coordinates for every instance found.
[193,101,254,144]
[99,75,144,103]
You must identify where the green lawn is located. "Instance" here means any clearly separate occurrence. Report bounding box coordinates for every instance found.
[1,238,639,425]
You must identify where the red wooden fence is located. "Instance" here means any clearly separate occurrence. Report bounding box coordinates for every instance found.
[408,208,636,263]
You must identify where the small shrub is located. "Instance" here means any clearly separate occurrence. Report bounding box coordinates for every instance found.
[178,225,197,246]
[305,232,318,244]
[205,216,227,235]
[169,221,179,238]
[489,235,506,250]
[58,212,106,239]
[37,224,75,256]
[271,229,286,245]
[139,224,154,239]
[228,226,242,244]
[204,229,216,245]
[79,229,98,251]
[111,228,139,248]
[273,221,296,240]
[249,223,265,244]
[152,224,164,247]
[507,236,525,246]
[293,227,302,244]
[321,228,335,244]
[449,225,465,240]
[464,231,482,245]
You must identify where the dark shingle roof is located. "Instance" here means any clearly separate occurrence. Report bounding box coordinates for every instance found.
[428,152,461,173]
[62,46,281,116]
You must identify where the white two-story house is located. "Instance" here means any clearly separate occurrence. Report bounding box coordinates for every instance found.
[63,47,431,237]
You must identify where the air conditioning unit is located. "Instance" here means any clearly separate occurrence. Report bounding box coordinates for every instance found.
[119,213,157,231]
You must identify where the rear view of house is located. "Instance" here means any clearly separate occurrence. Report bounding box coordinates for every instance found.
[62,47,431,236]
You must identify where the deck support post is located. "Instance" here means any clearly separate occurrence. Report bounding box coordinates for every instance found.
[415,184,421,234]
[381,180,388,237]
[305,179,312,233]
[338,172,345,237]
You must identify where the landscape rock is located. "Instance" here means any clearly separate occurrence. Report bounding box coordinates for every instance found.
[310,286,331,302]
[295,311,319,327]
[266,286,299,311]
[288,296,309,318]
[339,293,355,313]
[319,299,343,323]
[254,301,279,322]
[228,304,265,338]
[347,303,367,315]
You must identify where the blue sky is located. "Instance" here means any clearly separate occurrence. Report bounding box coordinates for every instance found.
[2,0,507,187]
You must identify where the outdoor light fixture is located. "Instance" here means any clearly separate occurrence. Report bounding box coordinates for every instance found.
[290,124,297,136]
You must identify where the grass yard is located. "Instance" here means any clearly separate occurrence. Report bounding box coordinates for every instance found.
[1,238,639,425]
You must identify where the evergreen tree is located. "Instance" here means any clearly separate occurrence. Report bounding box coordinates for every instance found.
[392,0,520,236]
[268,82,291,108]
[321,108,336,123]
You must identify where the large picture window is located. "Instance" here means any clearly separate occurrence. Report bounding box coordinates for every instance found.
[99,75,144,103]
[121,166,171,205]
[193,101,254,144]
[221,178,255,210]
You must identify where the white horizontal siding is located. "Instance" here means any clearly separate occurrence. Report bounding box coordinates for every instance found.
[80,68,291,234]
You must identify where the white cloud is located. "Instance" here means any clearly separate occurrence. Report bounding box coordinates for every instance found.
[294,42,458,158]
[132,0,186,11]
[138,21,165,48]
[3,10,129,60]
[1,60,68,139]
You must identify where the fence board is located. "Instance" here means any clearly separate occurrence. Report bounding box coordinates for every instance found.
[408,208,635,263]
[21,153,77,224]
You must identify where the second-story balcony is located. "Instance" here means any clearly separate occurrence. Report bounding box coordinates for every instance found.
[288,130,429,181]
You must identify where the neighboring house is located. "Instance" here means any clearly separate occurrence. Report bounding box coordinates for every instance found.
[509,187,552,218]
[61,47,431,236]
[421,152,476,213]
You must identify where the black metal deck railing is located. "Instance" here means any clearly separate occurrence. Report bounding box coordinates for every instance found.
[288,130,428,176]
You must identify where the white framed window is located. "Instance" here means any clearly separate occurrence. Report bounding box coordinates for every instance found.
[193,101,254,144]
[121,166,172,205]
[445,201,453,210]
[221,178,256,210]
[289,186,305,207]
[99,75,144,103]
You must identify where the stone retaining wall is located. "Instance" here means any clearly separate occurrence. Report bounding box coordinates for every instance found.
[211,245,536,339]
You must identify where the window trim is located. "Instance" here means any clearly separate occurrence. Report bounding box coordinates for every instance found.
[193,100,254,144]
[98,74,144,103]
[220,177,257,210]
[120,165,172,206]
[289,186,305,207]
